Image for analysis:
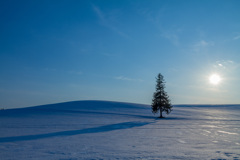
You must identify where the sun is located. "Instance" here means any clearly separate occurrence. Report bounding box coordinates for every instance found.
[209,74,221,85]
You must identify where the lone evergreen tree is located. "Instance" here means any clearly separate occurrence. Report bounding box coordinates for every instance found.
[152,73,173,118]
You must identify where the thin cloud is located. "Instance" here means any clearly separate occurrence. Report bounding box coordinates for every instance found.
[233,34,240,40]
[136,5,181,46]
[45,68,83,75]
[160,28,183,46]
[161,32,179,46]
[101,52,120,57]
[68,71,83,75]
[44,68,57,72]
[194,40,214,47]
[136,6,166,25]
[92,5,129,39]
[92,5,105,23]
[115,76,132,81]
[214,60,239,70]
[115,76,143,82]
[192,40,214,52]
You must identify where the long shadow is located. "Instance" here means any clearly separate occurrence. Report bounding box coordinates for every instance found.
[53,109,157,120]
[0,121,152,143]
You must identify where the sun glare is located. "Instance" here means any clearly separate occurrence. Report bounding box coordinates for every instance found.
[209,74,221,85]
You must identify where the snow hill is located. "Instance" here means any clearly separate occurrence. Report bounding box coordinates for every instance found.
[0,100,240,160]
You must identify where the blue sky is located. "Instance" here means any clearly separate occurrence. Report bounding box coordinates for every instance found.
[1,0,240,108]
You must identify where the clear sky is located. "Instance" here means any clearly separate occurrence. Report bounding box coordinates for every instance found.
[1,0,240,108]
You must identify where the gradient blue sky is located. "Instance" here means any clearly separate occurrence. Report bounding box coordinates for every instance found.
[1,0,240,108]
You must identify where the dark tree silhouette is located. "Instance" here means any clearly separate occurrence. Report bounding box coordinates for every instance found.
[152,73,173,118]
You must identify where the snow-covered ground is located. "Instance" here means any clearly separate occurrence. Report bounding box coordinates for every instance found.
[0,101,239,160]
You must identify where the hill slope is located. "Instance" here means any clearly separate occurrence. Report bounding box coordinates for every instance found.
[0,101,240,159]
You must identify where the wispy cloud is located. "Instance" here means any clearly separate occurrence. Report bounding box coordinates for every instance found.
[68,71,83,75]
[194,40,214,47]
[135,5,182,46]
[192,40,214,52]
[44,68,83,75]
[161,32,180,46]
[233,34,240,40]
[92,5,129,39]
[213,60,239,71]
[115,76,143,82]
[44,68,57,72]
[136,6,166,25]
[101,52,120,57]
[159,27,183,46]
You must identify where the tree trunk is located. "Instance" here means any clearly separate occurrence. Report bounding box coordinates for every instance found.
[159,108,164,118]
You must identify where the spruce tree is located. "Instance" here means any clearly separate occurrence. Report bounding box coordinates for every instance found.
[152,73,173,118]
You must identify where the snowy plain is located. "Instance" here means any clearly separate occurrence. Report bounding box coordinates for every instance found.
[0,100,239,160]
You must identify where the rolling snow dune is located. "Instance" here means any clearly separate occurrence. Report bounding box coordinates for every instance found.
[0,101,240,159]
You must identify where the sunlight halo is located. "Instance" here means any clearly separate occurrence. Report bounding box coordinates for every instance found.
[209,74,221,85]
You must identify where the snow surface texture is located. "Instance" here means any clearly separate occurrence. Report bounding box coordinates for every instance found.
[0,101,239,160]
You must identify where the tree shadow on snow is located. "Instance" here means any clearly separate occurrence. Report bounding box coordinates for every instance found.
[0,121,152,143]
[66,110,157,120]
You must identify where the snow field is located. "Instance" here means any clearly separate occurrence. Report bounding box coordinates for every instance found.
[0,101,239,159]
